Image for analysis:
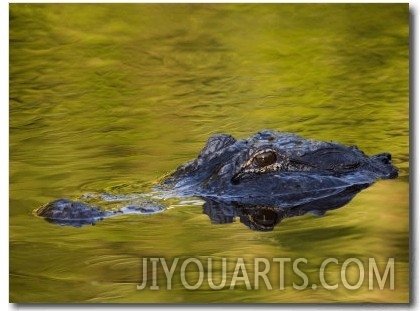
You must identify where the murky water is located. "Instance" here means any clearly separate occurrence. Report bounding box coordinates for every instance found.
[10,4,409,303]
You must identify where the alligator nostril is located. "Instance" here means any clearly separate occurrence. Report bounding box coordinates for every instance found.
[381,153,392,164]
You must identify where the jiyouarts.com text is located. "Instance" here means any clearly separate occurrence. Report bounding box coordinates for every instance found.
[136,257,394,291]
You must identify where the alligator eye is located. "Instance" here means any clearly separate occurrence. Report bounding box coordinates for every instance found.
[253,150,277,167]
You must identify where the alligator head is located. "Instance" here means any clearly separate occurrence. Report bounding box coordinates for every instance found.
[35,130,398,230]
[161,130,398,202]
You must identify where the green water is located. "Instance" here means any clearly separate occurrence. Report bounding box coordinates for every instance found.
[10,4,409,303]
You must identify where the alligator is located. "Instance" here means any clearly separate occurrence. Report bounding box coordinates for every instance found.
[34,130,398,231]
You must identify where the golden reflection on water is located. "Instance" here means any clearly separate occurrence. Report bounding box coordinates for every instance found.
[10,3,408,303]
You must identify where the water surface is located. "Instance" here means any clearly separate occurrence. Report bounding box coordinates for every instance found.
[10,4,409,303]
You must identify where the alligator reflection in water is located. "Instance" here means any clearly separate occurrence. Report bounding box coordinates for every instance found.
[203,184,368,231]
[34,130,398,230]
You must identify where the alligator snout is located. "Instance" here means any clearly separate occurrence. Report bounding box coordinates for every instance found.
[370,152,398,179]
